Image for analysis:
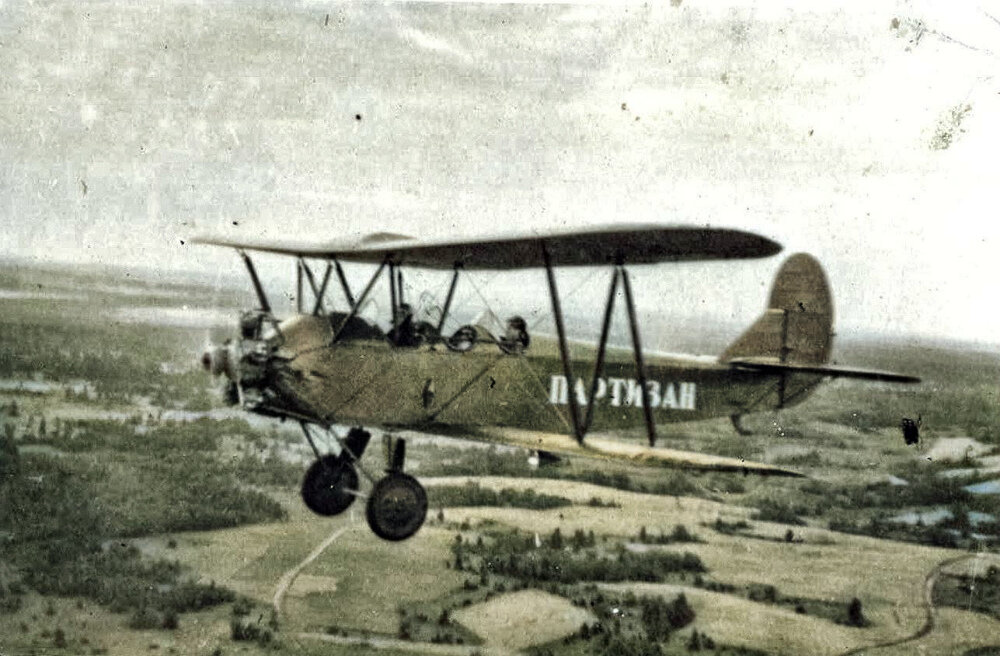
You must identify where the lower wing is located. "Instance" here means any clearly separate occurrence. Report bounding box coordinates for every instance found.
[436,425,804,477]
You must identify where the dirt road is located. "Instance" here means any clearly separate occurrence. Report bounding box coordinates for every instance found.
[272,522,354,615]
[838,553,986,656]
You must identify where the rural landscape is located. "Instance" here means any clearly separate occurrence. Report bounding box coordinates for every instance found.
[1,258,999,656]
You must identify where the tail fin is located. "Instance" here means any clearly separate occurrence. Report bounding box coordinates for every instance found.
[721,253,833,365]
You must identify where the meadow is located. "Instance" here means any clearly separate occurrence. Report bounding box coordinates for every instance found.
[0,260,998,655]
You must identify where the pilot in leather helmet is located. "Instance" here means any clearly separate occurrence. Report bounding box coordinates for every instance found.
[392,303,419,347]
[500,315,529,353]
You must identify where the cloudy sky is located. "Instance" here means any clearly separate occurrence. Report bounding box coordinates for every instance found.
[1,0,998,344]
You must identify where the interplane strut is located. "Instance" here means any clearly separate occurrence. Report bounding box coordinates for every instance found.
[542,242,584,443]
[620,266,657,447]
[542,249,658,447]
[582,267,619,434]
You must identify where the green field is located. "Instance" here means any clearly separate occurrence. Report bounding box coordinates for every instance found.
[1,261,999,656]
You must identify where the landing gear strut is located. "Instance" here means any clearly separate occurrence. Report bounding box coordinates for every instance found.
[365,435,427,541]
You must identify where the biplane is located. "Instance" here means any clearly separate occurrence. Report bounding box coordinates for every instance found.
[194,225,919,541]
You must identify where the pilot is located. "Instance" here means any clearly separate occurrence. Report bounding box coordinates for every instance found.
[391,303,419,347]
[499,315,529,354]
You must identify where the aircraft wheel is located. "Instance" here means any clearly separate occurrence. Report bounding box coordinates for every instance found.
[365,473,427,541]
[301,455,359,517]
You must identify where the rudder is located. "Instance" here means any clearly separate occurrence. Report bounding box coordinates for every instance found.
[720,253,833,365]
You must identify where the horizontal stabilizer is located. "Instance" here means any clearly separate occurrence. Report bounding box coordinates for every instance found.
[728,358,921,383]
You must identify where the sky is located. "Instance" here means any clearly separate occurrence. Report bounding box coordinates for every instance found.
[1,0,998,344]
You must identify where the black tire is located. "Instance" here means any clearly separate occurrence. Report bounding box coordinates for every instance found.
[365,473,428,541]
[301,455,359,517]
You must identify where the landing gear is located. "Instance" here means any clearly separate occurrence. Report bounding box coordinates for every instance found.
[366,472,428,541]
[299,425,370,517]
[301,455,359,516]
[297,423,427,541]
[365,434,427,541]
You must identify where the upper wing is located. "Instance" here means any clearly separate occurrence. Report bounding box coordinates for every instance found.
[451,426,804,477]
[728,358,921,383]
[191,224,781,270]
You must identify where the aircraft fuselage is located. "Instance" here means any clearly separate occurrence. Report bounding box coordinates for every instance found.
[257,315,821,436]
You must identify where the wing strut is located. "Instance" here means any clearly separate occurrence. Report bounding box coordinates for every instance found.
[333,258,388,342]
[542,242,584,443]
[620,266,657,447]
[239,250,272,314]
[388,262,398,333]
[542,257,657,446]
[436,265,461,334]
[312,264,332,316]
[296,260,303,313]
[397,268,405,307]
[582,268,619,434]
[333,258,355,307]
[297,258,330,315]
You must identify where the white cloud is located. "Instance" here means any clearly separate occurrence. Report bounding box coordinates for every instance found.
[80,103,99,128]
[398,26,473,64]
[1,0,998,343]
